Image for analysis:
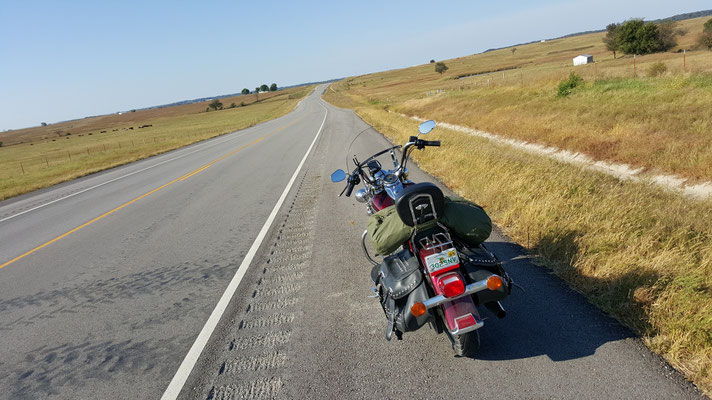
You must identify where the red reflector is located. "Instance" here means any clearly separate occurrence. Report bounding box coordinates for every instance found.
[455,314,477,330]
[437,273,465,298]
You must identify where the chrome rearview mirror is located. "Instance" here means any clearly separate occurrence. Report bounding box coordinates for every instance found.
[418,120,436,135]
[331,169,347,182]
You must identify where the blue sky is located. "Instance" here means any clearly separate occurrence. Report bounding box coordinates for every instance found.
[0,0,708,130]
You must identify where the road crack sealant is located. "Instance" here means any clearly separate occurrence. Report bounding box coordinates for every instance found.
[205,171,322,400]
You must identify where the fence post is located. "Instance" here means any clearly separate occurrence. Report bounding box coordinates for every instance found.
[20,162,25,174]
[45,157,49,167]
[67,151,71,160]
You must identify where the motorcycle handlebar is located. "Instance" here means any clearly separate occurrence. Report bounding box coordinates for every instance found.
[344,180,355,197]
[422,140,440,147]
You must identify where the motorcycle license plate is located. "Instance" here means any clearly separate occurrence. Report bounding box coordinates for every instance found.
[425,248,459,274]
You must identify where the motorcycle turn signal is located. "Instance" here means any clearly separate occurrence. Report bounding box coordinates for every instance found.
[487,275,503,291]
[411,302,427,317]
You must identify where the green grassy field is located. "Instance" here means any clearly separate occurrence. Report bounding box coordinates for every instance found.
[0,86,313,201]
[323,15,712,395]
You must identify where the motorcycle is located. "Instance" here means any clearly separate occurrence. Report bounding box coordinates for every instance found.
[331,120,513,356]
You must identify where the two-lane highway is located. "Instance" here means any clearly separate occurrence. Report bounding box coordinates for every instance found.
[0,85,702,399]
[0,87,327,399]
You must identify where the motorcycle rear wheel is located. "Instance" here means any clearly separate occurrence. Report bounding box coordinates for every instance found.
[446,330,480,357]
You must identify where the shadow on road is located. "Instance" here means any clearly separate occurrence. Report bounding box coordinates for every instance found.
[474,238,636,362]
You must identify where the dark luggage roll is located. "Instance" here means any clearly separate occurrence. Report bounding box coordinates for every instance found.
[440,197,492,246]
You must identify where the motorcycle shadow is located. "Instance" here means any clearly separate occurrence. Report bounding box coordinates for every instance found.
[473,236,640,362]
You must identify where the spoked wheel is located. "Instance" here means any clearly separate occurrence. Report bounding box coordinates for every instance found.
[446,330,480,357]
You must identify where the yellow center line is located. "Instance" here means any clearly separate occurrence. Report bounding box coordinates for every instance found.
[0,114,307,270]
[179,165,211,181]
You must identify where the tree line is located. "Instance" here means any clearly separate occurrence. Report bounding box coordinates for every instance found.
[206,83,279,112]
[241,83,278,95]
[604,18,712,57]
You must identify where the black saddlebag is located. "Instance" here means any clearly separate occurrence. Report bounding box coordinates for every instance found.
[371,249,431,340]
[459,244,511,305]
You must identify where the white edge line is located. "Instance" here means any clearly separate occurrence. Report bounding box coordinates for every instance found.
[160,103,329,400]
[0,124,263,224]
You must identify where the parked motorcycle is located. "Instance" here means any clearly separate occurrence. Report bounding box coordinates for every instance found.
[331,120,513,356]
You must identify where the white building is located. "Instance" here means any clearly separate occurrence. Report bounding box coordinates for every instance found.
[573,55,594,66]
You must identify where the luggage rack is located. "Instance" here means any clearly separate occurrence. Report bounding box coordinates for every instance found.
[419,231,454,252]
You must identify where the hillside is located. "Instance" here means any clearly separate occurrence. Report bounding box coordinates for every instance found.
[324,14,712,395]
[327,16,712,183]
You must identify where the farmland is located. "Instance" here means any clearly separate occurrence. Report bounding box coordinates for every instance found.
[0,86,313,200]
[324,15,712,394]
[327,16,712,182]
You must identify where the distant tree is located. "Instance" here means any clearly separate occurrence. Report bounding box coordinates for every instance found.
[699,19,712,51]
[130,109,136,112]
[434,61,448,75]
[41,122,47,126]
[618,19,667,55]
[229,102,237,108]
[260,84,269,92]
[603,23,621,58]
[0,141,3,147]
[705,18,712,32]
[511,47,517,55]
[430,59,435,63]
[270,83,277,91]
[657,21,679,51]
[241,88,250,95]
[208,99,223,111]
[699,31,712,51]
[206,107,210,112]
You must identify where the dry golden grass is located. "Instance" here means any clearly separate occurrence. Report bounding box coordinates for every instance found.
[340,107,712,395]
[0,90,287,147]
[0,86,313,201]
[326,16,712,182]
[323,16,712,394]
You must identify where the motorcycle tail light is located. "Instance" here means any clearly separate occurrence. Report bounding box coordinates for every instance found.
[437,273,465,298]
[411,302,427,317]
[487,275,503,291]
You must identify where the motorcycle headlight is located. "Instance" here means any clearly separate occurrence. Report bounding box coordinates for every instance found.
[354,188,369,203]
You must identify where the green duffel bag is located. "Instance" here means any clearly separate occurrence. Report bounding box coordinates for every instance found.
[440,197,492,246]
[367,206,414,256]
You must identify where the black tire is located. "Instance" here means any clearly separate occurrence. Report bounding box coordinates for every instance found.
[446,330,480,357]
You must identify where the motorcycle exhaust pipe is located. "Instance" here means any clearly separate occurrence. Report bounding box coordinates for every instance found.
[485,301,507,319]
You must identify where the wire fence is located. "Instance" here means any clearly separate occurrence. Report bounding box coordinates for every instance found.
[7,136,171,177]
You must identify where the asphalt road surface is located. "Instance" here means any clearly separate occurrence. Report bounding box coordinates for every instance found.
[0,86,702,399]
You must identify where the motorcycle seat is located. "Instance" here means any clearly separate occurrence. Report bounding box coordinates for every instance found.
[395,182,445,227]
